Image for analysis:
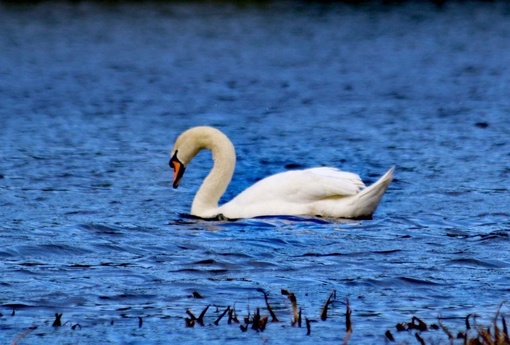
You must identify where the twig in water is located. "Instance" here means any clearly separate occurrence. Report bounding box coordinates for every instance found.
[478,327,493,344]
[342,297,352,345]
[192,291,203,299]
[320,290,336,321]
[411,316,428,332]
[259,316,269,331]
[197,305,210,326]
[465,313,473,331]
[396,322,407,331]
[492,301,507,344]
[257,288,279,322]
[415,332,425,345]
[252,308,261,331]
[214,306,230,326]
[52,313,63,327]
[502,315,509,343]
[281,289,299,326]
[138,317,143,328]
[185,318,195,328]
[385,330,395,342]
[186,306,210,327]
[228,305,239,324]
[240,309,249,333]
[437,314,454,343]
[186,309,197,321]
[244,311,251,326]
[306,318,311,336]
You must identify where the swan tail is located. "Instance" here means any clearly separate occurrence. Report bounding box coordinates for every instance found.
[353,166,394,218]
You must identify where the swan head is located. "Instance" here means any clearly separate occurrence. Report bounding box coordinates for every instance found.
[169,129,200,189]
[170,137,201,189]
[169,126,236,191]
[169,126,217,189]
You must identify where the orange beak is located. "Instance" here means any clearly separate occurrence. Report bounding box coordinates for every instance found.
[169,151,186,189]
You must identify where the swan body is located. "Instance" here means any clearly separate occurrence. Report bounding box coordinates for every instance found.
[170,126,394,220]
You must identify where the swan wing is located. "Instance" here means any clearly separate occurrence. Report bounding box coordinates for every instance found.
[219,167,376,219]
[293,167,365,200]
[228,167,365,205]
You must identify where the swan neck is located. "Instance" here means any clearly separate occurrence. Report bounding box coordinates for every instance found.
[191,132,235,217]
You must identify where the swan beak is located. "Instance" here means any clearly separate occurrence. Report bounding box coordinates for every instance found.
[169,151,186,189]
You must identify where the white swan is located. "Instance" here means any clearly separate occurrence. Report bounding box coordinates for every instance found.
[169,126,394,220]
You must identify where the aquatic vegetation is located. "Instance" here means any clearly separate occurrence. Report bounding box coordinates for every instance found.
[4,291,510,344]
[179,290,510,344]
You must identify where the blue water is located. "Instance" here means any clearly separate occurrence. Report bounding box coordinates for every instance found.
[1,1,510,344]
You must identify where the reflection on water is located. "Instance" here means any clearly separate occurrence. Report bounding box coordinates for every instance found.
[1,1,510,344]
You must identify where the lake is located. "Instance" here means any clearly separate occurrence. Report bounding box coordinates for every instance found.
[0,1,509,344]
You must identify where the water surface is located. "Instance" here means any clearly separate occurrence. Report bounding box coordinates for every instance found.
[1,1,509,344]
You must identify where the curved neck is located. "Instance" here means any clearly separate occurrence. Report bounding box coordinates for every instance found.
[191,131,236,217]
